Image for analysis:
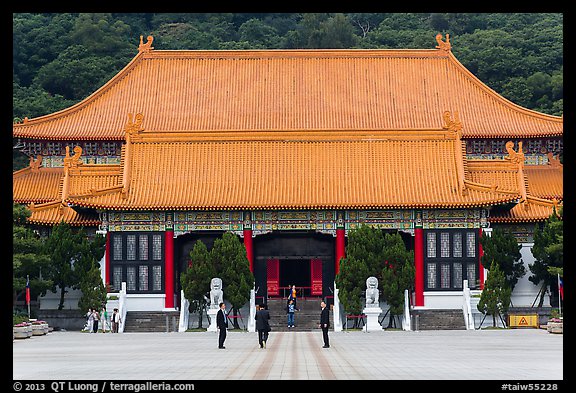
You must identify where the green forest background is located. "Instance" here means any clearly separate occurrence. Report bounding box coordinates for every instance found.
[13,12,563,121]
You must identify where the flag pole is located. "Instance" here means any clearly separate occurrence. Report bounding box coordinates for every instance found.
[26,274,31,319]
[557,273,562,315]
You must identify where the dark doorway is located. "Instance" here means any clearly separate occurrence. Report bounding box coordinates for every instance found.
[280,259,311,293]
[253,231,335,302]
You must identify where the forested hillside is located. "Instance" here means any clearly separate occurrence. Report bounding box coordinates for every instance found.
[13,13,563,121]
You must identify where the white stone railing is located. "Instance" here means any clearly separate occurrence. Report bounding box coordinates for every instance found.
[178,290,190,332]
[333,281,342,332]
[247,288,256,332]
[118,282,127,333]
[402,289,411,331]
[462,280,475,330]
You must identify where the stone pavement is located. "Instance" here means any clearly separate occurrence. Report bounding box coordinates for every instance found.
[13,329,563,382]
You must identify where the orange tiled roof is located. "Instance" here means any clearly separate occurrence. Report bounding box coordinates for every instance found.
[524,164,563,200]
[489,197,562,223]
[467,160,520,194]
[13,159,118,226]
[467,156,562,223]
[64,129,520,211]
[13,166,63,204]
[13,46,562,141]
[26,201,101,227]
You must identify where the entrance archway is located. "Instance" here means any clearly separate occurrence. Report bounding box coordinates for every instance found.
[253,231,335,304]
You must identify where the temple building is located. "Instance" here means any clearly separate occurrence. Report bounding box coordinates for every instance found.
[13,34,563,316]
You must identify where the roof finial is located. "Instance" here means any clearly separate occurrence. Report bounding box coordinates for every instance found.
[29,154,43,171]
[504,141,525,168]
[125,113,144,135]
[63,146,83,168]
[139,35,154,53]
[442,110,462,134]
[435,33,451,52]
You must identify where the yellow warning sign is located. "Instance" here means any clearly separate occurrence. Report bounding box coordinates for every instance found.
[509,314,538,328]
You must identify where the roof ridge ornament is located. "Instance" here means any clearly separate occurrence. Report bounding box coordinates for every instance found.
[435,33,451,52]
[504,141,525,168]
[547,152,562,168]
[139,35,154,53]
[442,110,462,134]
[63,146,83,168]
[125,113,144,135]
[29,155,43,171]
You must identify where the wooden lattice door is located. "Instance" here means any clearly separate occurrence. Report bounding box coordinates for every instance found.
[266,258,280,297]
[310,258,323,296]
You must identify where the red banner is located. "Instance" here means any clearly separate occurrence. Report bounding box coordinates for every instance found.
[266,259,280,296]
[310,259,323,296]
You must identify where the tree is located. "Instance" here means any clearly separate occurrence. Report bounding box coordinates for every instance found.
[210,232,254,329]
[78,261,107,316]
[42,222,105,310]
[480,227,524,291]
[344,224,386,279]
[380,232,415,328]
[180,240,216,328]
[335,254,369,325]
[529,207,563,307]
[335,225,377,326]
[12,204,52,310]
[477,261,511,327]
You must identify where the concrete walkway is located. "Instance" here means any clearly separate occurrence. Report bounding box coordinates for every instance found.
[13,329,563,381]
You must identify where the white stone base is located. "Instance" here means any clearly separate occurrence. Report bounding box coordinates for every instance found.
[363,307,383,332]
[207,308,218,332]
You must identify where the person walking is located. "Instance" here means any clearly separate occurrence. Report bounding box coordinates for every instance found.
[286,299,296,328]
[111,308,121,333]
[319,300,330,348]
[92,308,100,333]
[101,305,108,333]
[85,308,94,333]
[255,304,271,348]
[288,284,298,309]
[216,302,228,349]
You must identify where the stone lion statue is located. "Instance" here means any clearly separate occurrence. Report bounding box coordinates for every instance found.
[365,276,379,307]
[209,277,223,309]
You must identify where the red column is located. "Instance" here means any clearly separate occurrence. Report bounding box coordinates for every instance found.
[105,232,111,288]
[414,227,424,307]
[336,228,345,275]
[244,229,254,273]
[164,230,174,309]
[478,228,485,290]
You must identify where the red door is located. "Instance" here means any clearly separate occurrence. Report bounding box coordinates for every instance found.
[310,258,323,296]
[267,259,280,297]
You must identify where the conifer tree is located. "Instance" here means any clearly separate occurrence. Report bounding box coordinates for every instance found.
[380,232,414,327]
[42,221,105,310]
[180,240,215,328]
[78,261,107,315]
[13,204,52,309]
[477,261,511,327]
[480,227,524,290]
[530,207,563,307]
[210,232,254,328]
[335,254,370,324]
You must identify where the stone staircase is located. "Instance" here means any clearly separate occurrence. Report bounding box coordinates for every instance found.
[123,311,180,332]
[265,297,332,332]
[411,309,466,330]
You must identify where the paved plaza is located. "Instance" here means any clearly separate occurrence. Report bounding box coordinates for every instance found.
[13,328,563,383]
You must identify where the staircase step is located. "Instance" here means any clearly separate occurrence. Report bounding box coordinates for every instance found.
[411,309,466,330]
[264,298,332,331]
[124,311,180,332]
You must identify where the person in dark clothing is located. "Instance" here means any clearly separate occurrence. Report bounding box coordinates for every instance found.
[319,300,330,348]
[216,302,228,349]
[255,304,271,348]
